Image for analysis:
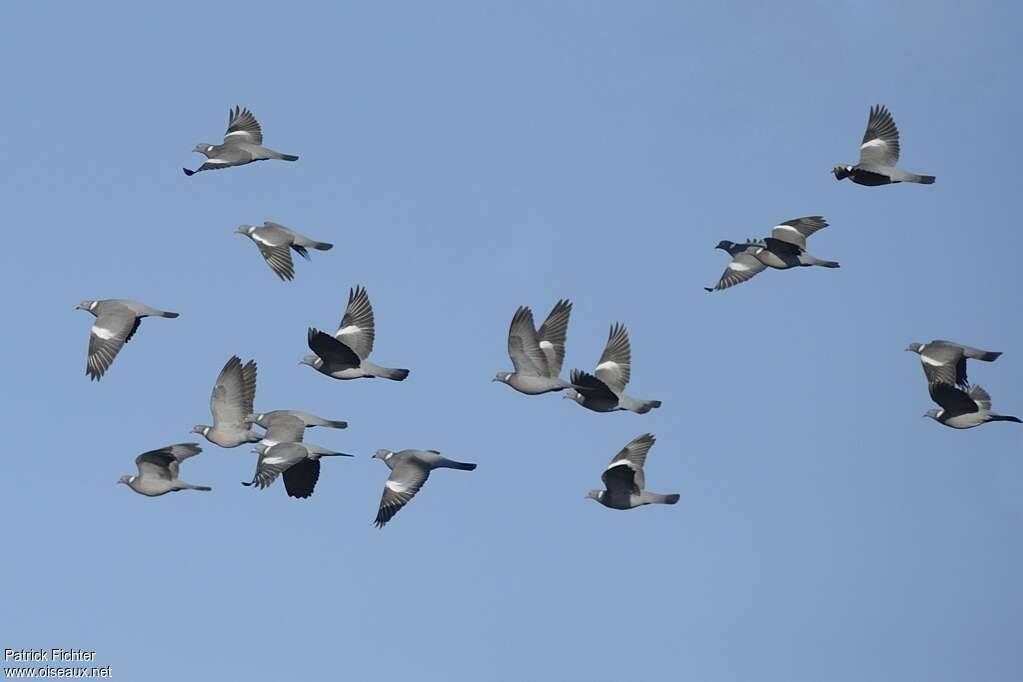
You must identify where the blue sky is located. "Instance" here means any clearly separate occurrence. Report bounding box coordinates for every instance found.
[2,2,1022,680]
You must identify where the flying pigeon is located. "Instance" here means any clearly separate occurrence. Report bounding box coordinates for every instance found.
[924,383,1021,429]
[832,105,935,186]
[906,340,1001,389]
[372,449,477,528]
[192,356,260,448]
[565,323,661,414]
[244,410,348,448]
[301,286,410,381]
[235,222,333,281]
[243,442,353,499]
[493,300,574,395]
[75,299,179,380]
[117,443,211,497]
[705,216,839,292]
[587,434,679,510]
[183,106,299,176]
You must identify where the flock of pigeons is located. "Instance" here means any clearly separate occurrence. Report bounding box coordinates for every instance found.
[78,104,1018,527]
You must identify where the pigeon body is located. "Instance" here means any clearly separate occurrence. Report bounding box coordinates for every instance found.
[925,384,1021,429]
[235,222,333,281]
[706,217,838,292]
[372,449,476,528]
[118,443,211,496]
[565,323,661,414]
[494,300,574,395]
[192,356,260,448]
[301,286,410,381]
[245,410,348,448]
[243,442,353,499]
[906,340,1001,388]
[76,299,179,380]
[586,434,679,510]
[832,105,934,186]
[184,106,298,175]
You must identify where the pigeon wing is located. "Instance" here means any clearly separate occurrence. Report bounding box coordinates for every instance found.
[136,443,201,480]
[86,306,139,380]
[507,306,549,376]
[770,216,828,250]
[210,356,257,429]
[374,461,430,528]
[308,328,361,368]
[594,323,631,395]
[262,413,306,444]
[537,299,572,377]
[858,105,900,168]
[282,458,320,498]
[336,286,376,360]
[968,384,992,411]
[706,252,767,291]
[929,383,980,414]
[919,344,966,387]
[246,443,306,489]
[569,369,618,402]
[223,106,263,146]
[601,434,655,494]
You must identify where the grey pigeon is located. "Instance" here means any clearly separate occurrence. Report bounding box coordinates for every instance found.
[493,300,574,395]
[117,443,211,497]
[75,299,179,380]
[705,216,839,292]
[587,434,679,510]
[906,340,1001,388]
[565,323,661,414]
[192,356,260,448]
[235,222,333,281]
[244,410,348,447]
[184,106,298,176]
[924,383,1021,429]
[243,442,353,499]
[372,449,477,528]
[301,286,410,381]
[832,105,935,186]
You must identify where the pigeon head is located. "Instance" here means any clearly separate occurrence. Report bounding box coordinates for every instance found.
[563,389,583,404]
[714,240,736,252]
[832,165,853,180]
[116,475,134,486]
[923,409,942,421]
[234,225,256,236]
[75,300,99,314]
[905,342,924,354]
[585,490,603,502]
[373,449,393,461]
[192,143,215,156]
[191,425,211,436]
[251,443,270,455]
[243,413,264,426]
[299,355,321,369]
[492,372,512,384]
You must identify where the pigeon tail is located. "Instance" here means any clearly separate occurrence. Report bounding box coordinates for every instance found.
[632,399,662,414]
[374,367,410,381]
[989,415,1022,424]
[312,241,333,251]
[322,419,348,429]
[186,484,212,492]
[182,168,196,176]
[907,173,935,184]
[280,153,299,161]
[439,459,476,471]
[159,311,180,318]
[652,493,680,505]
[319,451,355,457]
[801,255,839,268]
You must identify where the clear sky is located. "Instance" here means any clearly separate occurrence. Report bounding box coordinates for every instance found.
[2,2,1021,680]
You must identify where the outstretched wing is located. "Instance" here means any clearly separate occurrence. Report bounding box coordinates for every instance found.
[507,306,549,377]
[601,433,655,494]
[87,306,140,380]
[919,344,967,388]
[928,383,980,415]
[136,443,201,480]
[858,105,900,168]
[536,299,572,377]
[374,461,430,528]
[223,106,263,146]
[336,286,375,360]
[282,459,320,498]
[570,369,618,402]
[595,323,631,395]
[770,216,828,251]
[706,252,766,291]
[308,328,361,368]
[210,356,257,429]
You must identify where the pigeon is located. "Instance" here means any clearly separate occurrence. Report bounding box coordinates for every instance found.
[117,443,211,497]
[565,323,661,414]
[235,222,333,281]
[75,299,179,380]
[192,356,260,448]
[705,216,839,292]
[244,410,348,448]
[832,105,935,186]
[183,106,299,176]
[493,300,574,395]
[586,434,679,510]
[924,383,1021,429]
[301,286,410,381]
[243,442,353,499]
[906,340,1001,389]
[372,449,477,528]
